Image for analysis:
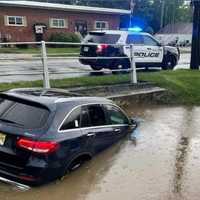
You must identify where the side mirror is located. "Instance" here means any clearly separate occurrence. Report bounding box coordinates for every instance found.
[129,118,137,129]
[158,41,165,46]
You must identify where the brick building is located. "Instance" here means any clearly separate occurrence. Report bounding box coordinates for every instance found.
[0,1,130,42]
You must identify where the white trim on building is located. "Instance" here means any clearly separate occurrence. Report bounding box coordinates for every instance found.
[0,1,130,15]
[4,15,27,27]
[95,21,109,30]
[50,18,68,29]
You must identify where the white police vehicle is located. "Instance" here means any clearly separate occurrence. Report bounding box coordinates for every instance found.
[79,30,180,71]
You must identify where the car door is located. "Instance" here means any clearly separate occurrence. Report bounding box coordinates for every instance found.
[103,104,130,141]
[81,104,116,153]
[59,106,92,156]
[124,33,145,63]
[124,33,164,64]
[142,34,164,63]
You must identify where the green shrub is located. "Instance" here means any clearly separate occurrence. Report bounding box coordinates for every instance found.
[48,32,81,43]
[16,44,29,49]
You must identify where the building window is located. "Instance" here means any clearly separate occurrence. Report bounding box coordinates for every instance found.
[50,18,67,28]
[5,16,26,26]
[95,21,109,30]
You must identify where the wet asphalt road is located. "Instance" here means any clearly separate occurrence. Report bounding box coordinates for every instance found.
[0,53,190,83]
[0,105,200,200]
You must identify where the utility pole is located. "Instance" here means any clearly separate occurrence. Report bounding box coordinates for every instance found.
[190,0,200,70]
[172,0,176,25]
[129,0,135,27]
[160,0,165,29]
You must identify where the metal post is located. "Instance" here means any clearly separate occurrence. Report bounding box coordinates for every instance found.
[190,0,200,70]
[160,0,165,29]
[41,40,50,89]
[130,44,137,84]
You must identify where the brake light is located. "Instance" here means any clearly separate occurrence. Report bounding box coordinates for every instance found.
[17,138,59,154]
[96,44,109,53]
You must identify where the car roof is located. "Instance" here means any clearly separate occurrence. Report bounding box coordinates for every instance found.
[1,88,112,110]
[89,30,150,36]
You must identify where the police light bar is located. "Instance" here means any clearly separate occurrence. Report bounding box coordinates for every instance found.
[128,27,143,32]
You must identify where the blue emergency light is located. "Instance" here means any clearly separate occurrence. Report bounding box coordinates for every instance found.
[128,26,143,32]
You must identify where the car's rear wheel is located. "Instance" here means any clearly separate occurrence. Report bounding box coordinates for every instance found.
[68,159,84,171]
[112,60,130,74]
[68,154,92,172]
[162,56,176,70]
[60,154,92,180]
[90,65,103,71]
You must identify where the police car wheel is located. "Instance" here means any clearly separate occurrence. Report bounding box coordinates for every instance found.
[90,65,103,71]
[163,56,176,70]
[112,60,130,74]
[112,64,123,74]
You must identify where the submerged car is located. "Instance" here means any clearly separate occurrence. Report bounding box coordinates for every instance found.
[0,88,136,186]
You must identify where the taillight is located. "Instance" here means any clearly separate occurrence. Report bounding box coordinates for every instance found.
[17,138,59,154]
[96,44,109,53]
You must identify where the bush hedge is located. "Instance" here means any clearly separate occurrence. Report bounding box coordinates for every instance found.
[48,32,81,43]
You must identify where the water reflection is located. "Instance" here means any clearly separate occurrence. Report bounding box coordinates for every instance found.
[0,105,199,200]
[174,137,189,194]
[173,107,195,198]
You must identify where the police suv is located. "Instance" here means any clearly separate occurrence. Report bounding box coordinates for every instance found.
[79,30,180,71]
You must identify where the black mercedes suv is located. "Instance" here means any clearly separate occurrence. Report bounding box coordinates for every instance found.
[0,88,136,186]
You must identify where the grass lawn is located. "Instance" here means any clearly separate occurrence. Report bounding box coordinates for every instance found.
[0,74,130,92]
[0,70,199,105]
[138,70,200,105]
[0,47,80,55]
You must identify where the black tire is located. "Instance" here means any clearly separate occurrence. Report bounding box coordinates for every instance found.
[68,159,84,171]
[67,154,92,172]
[90,65,103,71]
[59,156,90,180]
[112,59,130,74]
[162,56,176,70]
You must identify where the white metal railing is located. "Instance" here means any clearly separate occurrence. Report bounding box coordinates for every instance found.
[0,41,138,88]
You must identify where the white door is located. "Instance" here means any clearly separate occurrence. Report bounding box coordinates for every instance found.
[142,35,163,63]
[124,34,164,63]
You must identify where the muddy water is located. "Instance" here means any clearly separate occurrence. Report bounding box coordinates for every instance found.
[0,105,200,200]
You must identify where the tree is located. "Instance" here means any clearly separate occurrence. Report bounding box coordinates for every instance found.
[151,0,192,31]
[131,0,154,30]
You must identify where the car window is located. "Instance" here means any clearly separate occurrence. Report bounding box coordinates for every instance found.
[87,105,107,126]
[143,35,159,46]
[0,98,49,129]
[126,34,144,45]
[83,33,120,44]
[105,105,129,125]
[80,106,91,128]
[60,107,81,130]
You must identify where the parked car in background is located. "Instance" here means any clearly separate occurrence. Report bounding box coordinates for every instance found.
[0,88,136,186]
[79,30,180,71]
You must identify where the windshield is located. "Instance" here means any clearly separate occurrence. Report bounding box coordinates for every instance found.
[0,98,50,129]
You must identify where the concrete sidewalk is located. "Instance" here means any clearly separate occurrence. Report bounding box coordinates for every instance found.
[0,53,36,60]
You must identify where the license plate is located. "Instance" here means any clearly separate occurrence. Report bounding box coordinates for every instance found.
[84,47,89,52]
[0,133,6,146]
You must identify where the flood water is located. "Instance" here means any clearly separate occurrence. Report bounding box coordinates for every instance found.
[0,105,200,200]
